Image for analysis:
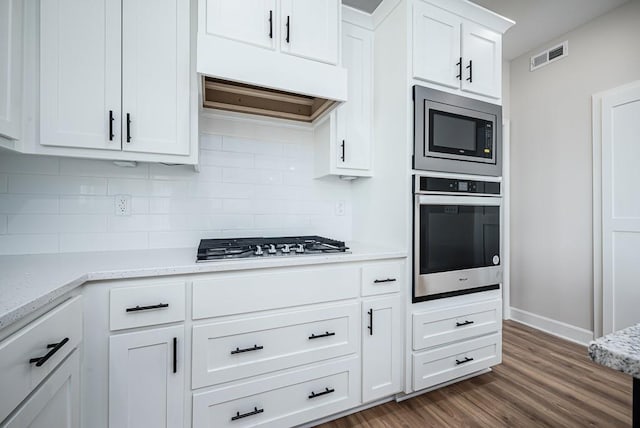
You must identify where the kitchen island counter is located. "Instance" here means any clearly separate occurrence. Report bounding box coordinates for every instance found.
[0,242,406,330]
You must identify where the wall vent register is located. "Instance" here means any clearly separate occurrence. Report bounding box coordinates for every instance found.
[530,41,569,71]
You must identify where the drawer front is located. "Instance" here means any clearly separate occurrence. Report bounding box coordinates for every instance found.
[192,357,361,428]
[110,282,185,331]
[192,266,360,319]
[413,333,502,391]
[361,260,404,296]
[413,299,501,350]
[0,296,82,422]
[192,302,359,389]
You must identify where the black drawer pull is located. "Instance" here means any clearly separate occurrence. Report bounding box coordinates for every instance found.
[126,113,132,143]
[455,356,474,366]
[308,387,335,399]
[231,407,264,421]
[29,337,69,367]
[455,320,474,327]
[309,331,336,340]
[126,303,169,312]
[373,278,397,283]
[108,110,114,141]
[231,345,263,355]
[368,309,373,336]
[466,60,473,82]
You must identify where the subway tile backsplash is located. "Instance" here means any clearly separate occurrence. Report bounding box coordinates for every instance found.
[0,133,352,255]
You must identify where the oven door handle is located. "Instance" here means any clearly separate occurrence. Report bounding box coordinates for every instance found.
[416,194,502,206]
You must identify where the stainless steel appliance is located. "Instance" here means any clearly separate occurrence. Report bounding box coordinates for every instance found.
[414,175,502,302]
[414,86,502,177]
[197,236,349,261]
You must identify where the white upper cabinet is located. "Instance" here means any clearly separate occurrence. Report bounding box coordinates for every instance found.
[40,0,121,150]
[280,0,339,65]
[460,21,501,99]
[39,0,194,162]
[336,22,372,172]
[0,0,23,140]
[121,0,190,156]
[203,0,276,50]
[412,0,509,101]
[413,2,461,90]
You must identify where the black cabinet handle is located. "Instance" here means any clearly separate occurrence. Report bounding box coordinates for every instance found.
[108,110,114,141]
[367,309,373,336]
[172,337,177,374]
[466,60,473,82]
[309,331,336,340]
[231,407,264,421]
[308,387,335,399]
[231,345,263,355]
[373,278,397,284]
[455,356,474,365]
[126,113,132,143]
[268,10,273,39]
[456,57,462,80]
[29,337,69,367]
[285,16,290,43]
[456,320,474,327]
[340,140,345,162]
[125,303,169,313]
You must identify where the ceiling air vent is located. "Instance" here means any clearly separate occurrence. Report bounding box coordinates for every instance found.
[530,41,568,71]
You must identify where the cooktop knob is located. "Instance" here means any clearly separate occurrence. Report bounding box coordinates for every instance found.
[267,244,277,254]
[281,244,291,253]
[254,245,264,256]
[295,244,305,254]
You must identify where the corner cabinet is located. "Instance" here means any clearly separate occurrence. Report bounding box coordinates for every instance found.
[314,20,373,178]
[38,0,196,164]
[0,0,23,140]
[412,0,509,101]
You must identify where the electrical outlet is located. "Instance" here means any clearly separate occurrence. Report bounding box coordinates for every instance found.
[115,195,132,216]
[335,200,346,216]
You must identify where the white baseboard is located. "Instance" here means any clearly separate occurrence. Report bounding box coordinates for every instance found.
[509,307,594,346]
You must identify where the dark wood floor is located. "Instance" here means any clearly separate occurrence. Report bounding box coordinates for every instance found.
[318,320,632,428]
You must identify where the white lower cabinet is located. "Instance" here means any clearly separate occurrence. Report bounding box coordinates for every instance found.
[192,356,360,428]
[362,295,403,403]
[109,325,185,428]
[1,350,80,428]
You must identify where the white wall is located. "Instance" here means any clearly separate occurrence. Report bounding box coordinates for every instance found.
[509,0,640,332]
[0,118,353,255]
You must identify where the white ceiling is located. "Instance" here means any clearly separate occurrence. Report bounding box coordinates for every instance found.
[343,0,631,60]
[468,0,630,59]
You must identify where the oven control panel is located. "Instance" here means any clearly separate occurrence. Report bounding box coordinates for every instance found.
[417,177,501,195]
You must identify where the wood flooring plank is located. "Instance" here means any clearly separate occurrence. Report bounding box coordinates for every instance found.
[316,320,632,428]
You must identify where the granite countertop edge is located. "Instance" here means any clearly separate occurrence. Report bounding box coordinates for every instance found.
[588,324,640,379]
[0,242,407,330]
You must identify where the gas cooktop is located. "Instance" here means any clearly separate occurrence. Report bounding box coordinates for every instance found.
[196,236,350,262]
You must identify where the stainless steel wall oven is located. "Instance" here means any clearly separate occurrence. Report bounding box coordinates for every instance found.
[414,175,502,302]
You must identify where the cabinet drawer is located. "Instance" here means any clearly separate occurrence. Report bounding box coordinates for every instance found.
[413,332,501,391]
[192,266,359,319]
[413,299,501,350]
[0,296,82,422]
[361,260,404,296]
[192,302,358,389]
[110,282,185,331]
[192,357,360,428]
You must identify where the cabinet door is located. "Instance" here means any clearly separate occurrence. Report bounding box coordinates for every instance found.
[2,351,80,428]
[121,0,190,156]
[336,23,372,171]
[460,21,501,99]
[280,0,339,65]
[412,2,461,89]
[109,326,184,428]
[40,0,121,150]
[362,295,403,403]
[0,0,22,140]
[202,0,276,50]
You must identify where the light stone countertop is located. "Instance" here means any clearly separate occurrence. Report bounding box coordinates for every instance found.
[588,324,640,378]
[0,242,406,330]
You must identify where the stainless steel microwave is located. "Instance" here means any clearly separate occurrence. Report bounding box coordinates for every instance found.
[414,86,502,177]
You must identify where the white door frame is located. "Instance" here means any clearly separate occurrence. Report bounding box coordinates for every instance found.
[592,80,640,338]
